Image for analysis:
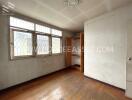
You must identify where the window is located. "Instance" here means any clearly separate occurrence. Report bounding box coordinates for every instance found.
[37,35,49,55]
[51,29,62,36]
[9,16,63,59]
[36,24,50,33]
[10,17,34,30]
[13,30,33,56]
[52,37,61,54]
[51,29,62,54]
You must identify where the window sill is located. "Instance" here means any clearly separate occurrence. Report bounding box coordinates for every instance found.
[51,53,63,56]
[10,55,35,61]
[10,53,63,61]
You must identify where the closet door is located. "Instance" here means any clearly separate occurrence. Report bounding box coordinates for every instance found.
[126,21,132,98]
[65,38,72,67]
[80,33,84,72]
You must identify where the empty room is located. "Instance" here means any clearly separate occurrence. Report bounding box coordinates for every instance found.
[0,0,132,100]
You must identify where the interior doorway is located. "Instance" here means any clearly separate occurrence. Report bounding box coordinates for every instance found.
[65,32,84,72]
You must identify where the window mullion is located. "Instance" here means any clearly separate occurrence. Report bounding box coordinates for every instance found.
[50,29,52,55]
[10,29,14,60]
[60,37,63,53]
[33,32,37,56]
[49,35,52,55]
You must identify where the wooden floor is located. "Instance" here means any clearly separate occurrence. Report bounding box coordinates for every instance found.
[0,68,131,100]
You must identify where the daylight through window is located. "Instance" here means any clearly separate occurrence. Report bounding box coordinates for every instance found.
[10,17,62,59]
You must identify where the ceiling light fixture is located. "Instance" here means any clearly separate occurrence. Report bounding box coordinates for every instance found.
[64,0,80,7]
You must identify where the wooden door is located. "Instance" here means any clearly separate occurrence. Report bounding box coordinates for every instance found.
[80,33,84,72]
[65,38,72,67]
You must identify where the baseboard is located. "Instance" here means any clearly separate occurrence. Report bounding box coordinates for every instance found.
[84,75,125,92]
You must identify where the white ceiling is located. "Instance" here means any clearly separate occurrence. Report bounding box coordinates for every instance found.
[1,0,132,32]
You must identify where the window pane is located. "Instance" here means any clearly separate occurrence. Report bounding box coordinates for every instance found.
[36,24,50,33]
[14,31,32,56]
[10,17,34,30]
[52,29,62,36]
[37,35,49,54]
[52,37,61,53]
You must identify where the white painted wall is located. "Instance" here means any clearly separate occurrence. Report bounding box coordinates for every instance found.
[84,4,132,89]
[0,14,72,90]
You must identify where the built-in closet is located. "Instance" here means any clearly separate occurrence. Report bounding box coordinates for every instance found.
[65,32,84,72]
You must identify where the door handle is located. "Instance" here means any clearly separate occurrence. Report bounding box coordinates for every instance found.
[128,57,132,61]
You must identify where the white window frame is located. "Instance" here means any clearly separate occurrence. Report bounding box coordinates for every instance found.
[9,16,63,60]
[10,28,34,59]
[51,36,63,54]
[36,33,50,56]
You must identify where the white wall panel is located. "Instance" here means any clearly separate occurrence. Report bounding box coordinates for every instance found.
[84,4,132,89]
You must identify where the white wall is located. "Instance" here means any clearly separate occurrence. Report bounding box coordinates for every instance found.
[84,4,132,89]
[0,14,72,90]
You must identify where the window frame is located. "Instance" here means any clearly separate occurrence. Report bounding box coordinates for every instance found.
[10,28,35,60]
[36,32,51,56]
[51,35,63,55]
[51,29,62,37]
[9,16,63,60]
[10,16,35,31]
[35,24,51,34]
